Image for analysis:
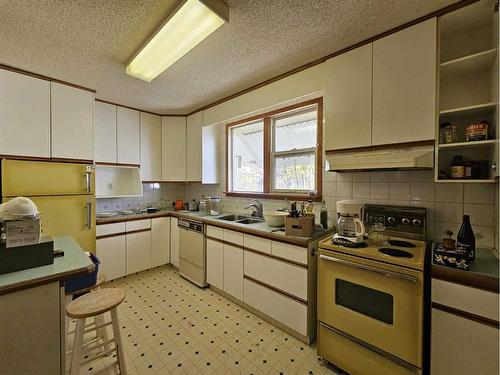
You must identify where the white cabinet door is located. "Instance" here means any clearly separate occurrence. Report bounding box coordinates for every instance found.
[324,44,372,150]
[117,107,140,165]
[126,230,151,274]
[372,18,437,145]
[0,70,50,158]
[206,238,224,290]
[431,308,499,375]
[95,101,117,163]
[162,116,186,181]
[140,112,162,181]
[151,217,170,267]
[170,217,179,267]
[51,82,94,160]
[96,235,126,281]
[223,244,243,300]
[186,111,202,181]
[202,124,220,184]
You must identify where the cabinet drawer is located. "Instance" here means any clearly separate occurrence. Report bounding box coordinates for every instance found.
[244,250,307,301]
[223,229,243,246]
[125,219,151,232]
[244,278,307,336]
[432,279,499,321]
[96,222,126,236]
[206,225,223,240]
[272,241,308,265]
[244,234,271,254]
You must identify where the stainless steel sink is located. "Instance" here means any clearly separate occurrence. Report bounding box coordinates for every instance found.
[217,214,252,221]
[236,218,264,224]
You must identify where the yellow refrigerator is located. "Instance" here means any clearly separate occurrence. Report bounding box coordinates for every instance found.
[1,159,96,252]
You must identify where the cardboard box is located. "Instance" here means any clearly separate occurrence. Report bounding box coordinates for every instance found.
[5,219,40,248]
[285,215,314,237]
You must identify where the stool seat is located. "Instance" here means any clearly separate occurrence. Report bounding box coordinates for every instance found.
[66,288,125,319]
[66,272,107,296]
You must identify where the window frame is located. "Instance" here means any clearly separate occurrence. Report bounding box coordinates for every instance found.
[225,97,323,201]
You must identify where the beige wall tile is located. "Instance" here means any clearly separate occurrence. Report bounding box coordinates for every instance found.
[410,183,436,202]
[388,183,411,201]
[435,183,463,203]
[463,184,495,204]
[435,202,463,224]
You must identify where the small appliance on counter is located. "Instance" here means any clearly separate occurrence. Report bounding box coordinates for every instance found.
[185,199,199,211]
[332,200,366,246]
[0,197,54,274]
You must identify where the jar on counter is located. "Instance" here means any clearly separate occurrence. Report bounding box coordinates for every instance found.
[451,155,465,179]
[368,223,389,246]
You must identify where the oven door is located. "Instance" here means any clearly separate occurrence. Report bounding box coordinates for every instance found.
[318,249,423,367]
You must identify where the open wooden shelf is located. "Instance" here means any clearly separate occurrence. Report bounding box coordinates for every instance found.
[440,49,497,79]
[439,102,497,119]
[438,139,497,150]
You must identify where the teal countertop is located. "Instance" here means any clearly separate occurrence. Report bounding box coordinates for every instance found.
[0,236,94,295]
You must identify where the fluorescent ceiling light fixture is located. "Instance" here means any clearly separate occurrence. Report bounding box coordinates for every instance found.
[126,0,228,82]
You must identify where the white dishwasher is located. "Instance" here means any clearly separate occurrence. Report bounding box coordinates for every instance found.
[178,218,207,287]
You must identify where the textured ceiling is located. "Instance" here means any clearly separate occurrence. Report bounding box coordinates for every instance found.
[0,0,456,114]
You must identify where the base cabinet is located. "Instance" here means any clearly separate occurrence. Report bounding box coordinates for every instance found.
[223,244,243,300]
[431,308,499,375]
[206,238,224,290]
[96,235,126,281]
[151,217,170,267]
[170,218,179,267]
[126,231,152,274]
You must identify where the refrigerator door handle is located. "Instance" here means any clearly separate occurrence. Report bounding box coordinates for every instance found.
[85,169,92,193]
[85,201,92,230]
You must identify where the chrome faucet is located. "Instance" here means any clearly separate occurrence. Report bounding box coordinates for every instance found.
[244,200,263,218]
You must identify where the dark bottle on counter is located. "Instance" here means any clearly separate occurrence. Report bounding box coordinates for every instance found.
[456,215,475,260]
[320,200,328,229]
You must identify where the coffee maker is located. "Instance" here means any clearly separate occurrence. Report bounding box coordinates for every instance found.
[333,200,366,246]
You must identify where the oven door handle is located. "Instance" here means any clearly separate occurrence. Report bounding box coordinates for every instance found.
[319,254,417,282]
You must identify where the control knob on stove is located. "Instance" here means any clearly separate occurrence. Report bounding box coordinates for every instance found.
[387,216,396,224]
[412,219,422,226]
[401,218,410,225]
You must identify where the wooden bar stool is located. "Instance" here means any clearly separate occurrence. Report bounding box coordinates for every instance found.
[65,273,108,351]
[66,288,127,375]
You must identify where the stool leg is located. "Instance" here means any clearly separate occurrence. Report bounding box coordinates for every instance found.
[94,314,111,353]
[65,295,73,351]
[111,307,127,375]
[70,318,85,375]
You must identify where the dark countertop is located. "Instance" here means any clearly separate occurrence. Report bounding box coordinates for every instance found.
[96,210,334,247]
[0,236,94,296]
[432,247,499,293]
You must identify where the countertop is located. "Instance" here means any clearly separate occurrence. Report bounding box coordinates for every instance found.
[432,247,499,293]
[96,210,334,246]
[0,236,94,296]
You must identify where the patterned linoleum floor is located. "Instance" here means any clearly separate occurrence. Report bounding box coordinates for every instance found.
[68,265,340,375]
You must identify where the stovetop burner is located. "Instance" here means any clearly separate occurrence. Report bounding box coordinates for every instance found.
[332,237,368,248]
[387,239,416,248]
[379,248,414,258]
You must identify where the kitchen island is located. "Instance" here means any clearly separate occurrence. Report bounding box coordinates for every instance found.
[0,236,94,375]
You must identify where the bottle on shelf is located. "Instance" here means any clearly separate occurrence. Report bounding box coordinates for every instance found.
[456,215,475,261]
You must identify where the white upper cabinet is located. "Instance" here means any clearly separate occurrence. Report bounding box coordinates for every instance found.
[95,101,117,163]
[140,112,162,181]
[0,70,51,158]
[186,111,202,182]
[117,107,140,165]
[51,83,94,160]
[372,18,437,145]
[162,116,186,181]
[202,123,220,184]
[51,82,94,160]
[324,44,373,150]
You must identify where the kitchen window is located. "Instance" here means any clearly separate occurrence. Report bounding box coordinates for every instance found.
[226,98,322,200]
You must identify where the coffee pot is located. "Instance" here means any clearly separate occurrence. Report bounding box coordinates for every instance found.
[334,200,365,244]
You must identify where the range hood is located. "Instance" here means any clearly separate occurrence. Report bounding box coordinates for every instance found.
[326,144,434,171]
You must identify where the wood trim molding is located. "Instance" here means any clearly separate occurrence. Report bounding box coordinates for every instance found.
[325,140,435,155]
[432,265,499,294]
[224,191,322,202]
[0,155,93,164]
[95,162,141,168]
[0,63,96,93]
[432,302,500,329]
[206,235,308,269]
[95,98,163,117]
[244,275,308,305]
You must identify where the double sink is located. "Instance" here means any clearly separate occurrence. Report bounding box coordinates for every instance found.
[216,214,264,225]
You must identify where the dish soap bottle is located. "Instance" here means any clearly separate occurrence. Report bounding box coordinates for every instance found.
[320,201,328,229]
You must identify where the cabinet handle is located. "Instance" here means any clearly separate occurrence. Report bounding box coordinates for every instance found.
[85,201,92,230]
[311,248,317,257]
[85,166,93,193]
[319,254,417,282]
